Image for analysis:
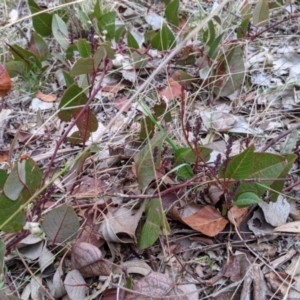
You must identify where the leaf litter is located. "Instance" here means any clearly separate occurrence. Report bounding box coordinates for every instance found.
[1,0,300,299]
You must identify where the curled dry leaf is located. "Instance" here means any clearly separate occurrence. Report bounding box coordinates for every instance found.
[125,271,188,300]
[71,242,110,278]
[35,90,57,102]
[0,64,12,97]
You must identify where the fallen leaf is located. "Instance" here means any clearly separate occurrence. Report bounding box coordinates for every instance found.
[71,242,110,277]
[101,203,145,243]
[35,90,57,102]
[0,64,12,97]
[228,206,248,227]
[64,270,88,300]
[182,206,228,237]
[159,78,182,100]
[274,221,300,233]
[125,271,188,300]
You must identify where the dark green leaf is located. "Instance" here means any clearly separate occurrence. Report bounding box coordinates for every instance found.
[269,154,296,201]
[165,0,179,27]
[134,132,166,190]
[220,145,254,180]
[151,24,176,51]
[127,31,139,49]
[62,71,75,87]
[58,84,87,121]
[98,12,116,41]
[138,199,170,249]
[28,0,52,36]
[70,58,94,76]
[77,39,92,58]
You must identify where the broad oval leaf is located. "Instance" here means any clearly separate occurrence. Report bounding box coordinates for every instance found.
[42,205,79,244]
[70,58,94,77]
[253,0,269,27]
[52,14,69,50]
[4,160,26,201]
[28,0,52,36]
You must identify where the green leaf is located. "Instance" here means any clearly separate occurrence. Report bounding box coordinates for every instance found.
[234,192,262,207]
[7,44,42,70]
[220,145,254,180]
[28,32,48,61]
[4,160,26,201]
[206,20,216,46]
[138,199,170,249]
[58,84,87,121]
[62,71,75,87]
[28,0,52,36]
[19,158,42,204]
[52,14,69,50]
[177,164,194,179]
[93,0,102,20]
[165,0,179,27]
[0,170,8,189]
[66,44,78,61]
[208,33,224,58]
[41,205,80,243]
[93,46,106,70]
[253,0,269,27]
[212,44,245,97]
[70,58,94,76]
[115,25,126,42]
[175,147,211,179]
[75,108,98,135]
[5,61,26,77]
[77,39,92,58]
[269,153,296,202]
[175,147,211,165]
[0,238,5,276]
[235,153,287,199]
[127,31,139,49]
[140,117,155,141]
[0,158,41,233]
[98,12,116,41]
[151,24,176,51]
[134,132,166,190]
[0,194,25,233]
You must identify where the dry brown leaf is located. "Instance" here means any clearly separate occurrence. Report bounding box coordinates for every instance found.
[100,203,145,243]
[71,176,108,197]
[274,221,300,233]
[64,270,88,300]
[0,152,8,162]
[35,90,57,102]
[228,206,248,227]
[71,242,110,277]
[265,271,293,295]
[182,205,228,237]
[0,64,12,98]
[125,271,188,300]
[159,78,182,100]
[102,82,127,93]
